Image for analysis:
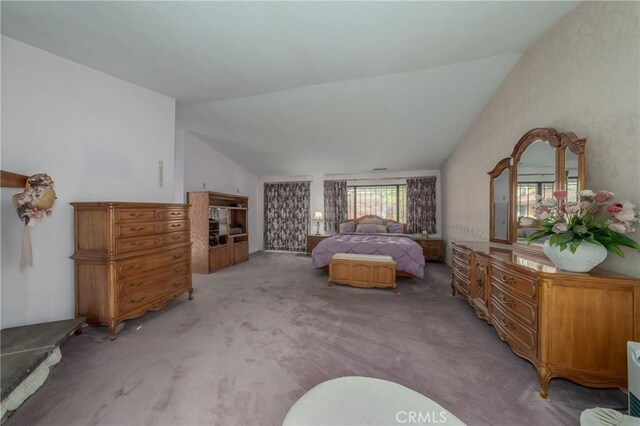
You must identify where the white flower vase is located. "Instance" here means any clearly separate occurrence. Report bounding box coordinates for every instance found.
[542,240,607,273]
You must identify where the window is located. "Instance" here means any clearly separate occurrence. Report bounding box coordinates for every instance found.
[517,182,554,218]
[347,185,406,222]
[566,177,578,202]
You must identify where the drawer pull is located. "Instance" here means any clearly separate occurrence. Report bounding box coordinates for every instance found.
[126,263,147,271]
[128,296,147,305]
[500,273,515,285]
[170,235,181,240]
[499,294,515,307]
[170,211,181,216]
[173,267,185,273]
[499,316,515,330]
[128,213,145,218]
[170,223,181,228]
[129,226,146,232]
[127,280,146,288]
[131,241,146,247]
[172,254,184,260]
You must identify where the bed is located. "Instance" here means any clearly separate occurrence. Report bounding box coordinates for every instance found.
[311,215,425,278]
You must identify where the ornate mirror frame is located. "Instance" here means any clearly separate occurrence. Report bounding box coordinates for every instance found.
[488,158,513,244]
[558,131,587,194]
[487,128,587,247]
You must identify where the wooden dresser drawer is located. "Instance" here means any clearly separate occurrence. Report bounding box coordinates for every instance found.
[118,261,190,296]
[117,247,190,278]
[452,258,471,278]
[452,246,471,264]
[452,273,470,296]
[115,207,187,223]
[490,263,538,301]
[115,220,188,238]
[491,300,537,359]
[119,276,190,316]
[491,283,537,329]
[116,231,189,254]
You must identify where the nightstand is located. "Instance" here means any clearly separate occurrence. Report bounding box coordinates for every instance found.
[307,235,330,255]
[415,239,443,262]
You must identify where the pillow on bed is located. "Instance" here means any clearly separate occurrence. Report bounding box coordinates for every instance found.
[376,225,388,233]
[339,221,356,233]
[356,224,378,233]
[387,222,404,233]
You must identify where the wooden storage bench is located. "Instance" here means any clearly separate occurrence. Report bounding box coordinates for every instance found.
[328,253,397,293]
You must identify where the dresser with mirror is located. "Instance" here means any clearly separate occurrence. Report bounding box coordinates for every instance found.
[452,128,639,399]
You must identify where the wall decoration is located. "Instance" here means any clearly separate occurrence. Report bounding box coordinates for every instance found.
[12,174,56,269]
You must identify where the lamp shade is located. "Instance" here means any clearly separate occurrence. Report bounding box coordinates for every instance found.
[313,211,324,221]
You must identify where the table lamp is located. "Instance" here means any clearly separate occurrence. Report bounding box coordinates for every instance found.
[313,211,323,235]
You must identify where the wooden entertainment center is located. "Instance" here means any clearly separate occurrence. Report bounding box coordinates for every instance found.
[188,191,249,274]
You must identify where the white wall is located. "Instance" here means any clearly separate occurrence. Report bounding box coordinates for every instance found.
[256,170,441,251]
[441,2,640,277]
[1,36,177,328]
[178,129,259,253]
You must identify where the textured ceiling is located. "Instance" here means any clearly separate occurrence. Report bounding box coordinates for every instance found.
[1,1,579,175]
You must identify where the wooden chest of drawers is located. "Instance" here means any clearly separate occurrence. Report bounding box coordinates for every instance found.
[307,235,330,255]
[71,202,193,340]
[451,241,640,399]
[451,245,471,300]
[416,239,444,262]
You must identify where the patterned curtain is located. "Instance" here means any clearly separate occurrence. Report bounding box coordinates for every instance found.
[406,176,437,234]
[264,181,311,251]
[323,180,348,233]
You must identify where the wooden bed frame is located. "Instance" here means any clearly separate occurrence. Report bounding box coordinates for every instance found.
[339,215,408,234]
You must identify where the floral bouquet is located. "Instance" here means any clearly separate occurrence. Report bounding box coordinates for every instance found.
[525,190,640,256]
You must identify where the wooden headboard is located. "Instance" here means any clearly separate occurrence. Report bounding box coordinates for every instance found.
[339,215,408,234]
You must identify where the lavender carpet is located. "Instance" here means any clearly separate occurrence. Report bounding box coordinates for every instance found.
[5,252,626,425]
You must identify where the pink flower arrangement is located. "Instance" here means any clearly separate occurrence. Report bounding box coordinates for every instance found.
[526,189,640,256]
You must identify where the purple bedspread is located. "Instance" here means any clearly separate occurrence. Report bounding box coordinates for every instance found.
[312,234,425,278]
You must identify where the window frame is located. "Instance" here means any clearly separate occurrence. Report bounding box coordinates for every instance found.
[347,184,407,222]
[516,181,554,218]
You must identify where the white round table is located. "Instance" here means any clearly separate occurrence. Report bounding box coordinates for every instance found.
[283,376,466,426]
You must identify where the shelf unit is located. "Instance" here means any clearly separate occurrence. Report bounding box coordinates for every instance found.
[188,191,249,274]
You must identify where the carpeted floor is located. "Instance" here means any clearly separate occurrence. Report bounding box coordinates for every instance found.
[6,252,626,425]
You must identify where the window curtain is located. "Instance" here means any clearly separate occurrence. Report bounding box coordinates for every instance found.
[323,180,348,233]
[264,181,311,251]
[406,176,437,234]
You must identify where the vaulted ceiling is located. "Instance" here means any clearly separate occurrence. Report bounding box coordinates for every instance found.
[1,1,578,175]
